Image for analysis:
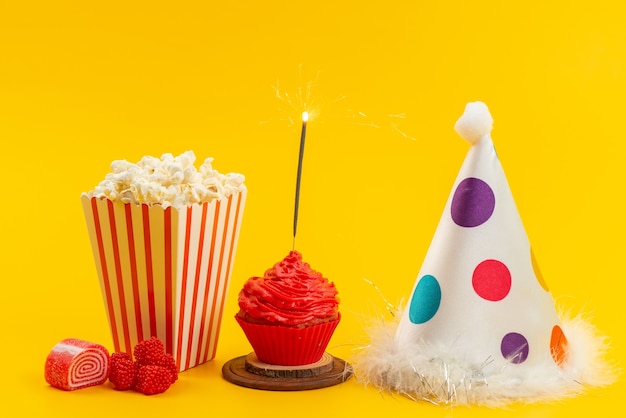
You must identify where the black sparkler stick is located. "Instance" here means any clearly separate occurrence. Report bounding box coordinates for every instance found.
[293,111,309,249]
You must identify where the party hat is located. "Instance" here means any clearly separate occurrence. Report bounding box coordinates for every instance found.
[355,101,615,406]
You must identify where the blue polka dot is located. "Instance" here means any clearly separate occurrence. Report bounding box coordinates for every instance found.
[409,275,441,324]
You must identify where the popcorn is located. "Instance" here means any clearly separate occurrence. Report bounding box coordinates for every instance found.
[85,151,246,209]
[82,151,247,371]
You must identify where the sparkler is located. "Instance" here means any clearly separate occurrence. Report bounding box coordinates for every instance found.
[293,110,309,249]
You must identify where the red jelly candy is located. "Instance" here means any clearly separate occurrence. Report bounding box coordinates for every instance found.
[44,338,110,391]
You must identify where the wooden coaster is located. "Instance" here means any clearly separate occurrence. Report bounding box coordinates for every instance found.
[245,352,335,378]
[222,352,353,391]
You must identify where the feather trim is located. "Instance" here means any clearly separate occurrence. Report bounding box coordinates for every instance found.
[352,306,617,407]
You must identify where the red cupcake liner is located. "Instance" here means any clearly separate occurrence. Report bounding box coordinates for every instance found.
[235,314,340,366]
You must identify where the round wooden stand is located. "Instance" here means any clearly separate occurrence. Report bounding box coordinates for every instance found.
[222,352,353,391]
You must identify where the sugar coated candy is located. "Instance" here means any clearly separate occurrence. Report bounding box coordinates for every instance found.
[45,338,111,391]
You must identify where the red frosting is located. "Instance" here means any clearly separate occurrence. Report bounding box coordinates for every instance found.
[237,251,339,327]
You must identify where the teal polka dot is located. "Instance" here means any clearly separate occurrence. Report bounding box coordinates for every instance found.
[409,274,441,324]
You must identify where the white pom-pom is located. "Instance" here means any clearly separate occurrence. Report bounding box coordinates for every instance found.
[454,101,493,145]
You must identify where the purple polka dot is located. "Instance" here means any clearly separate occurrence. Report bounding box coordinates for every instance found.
[501,332,529,364]
[450,177,495,227]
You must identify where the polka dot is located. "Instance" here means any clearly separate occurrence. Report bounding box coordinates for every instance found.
[550,325,569,367]
[531,248,550,291]
[472,259,512,301]
[450,177,495,227]
[501,332,529,364]
[409,275,441,324]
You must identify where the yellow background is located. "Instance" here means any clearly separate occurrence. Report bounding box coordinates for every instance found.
[1,1,623,416]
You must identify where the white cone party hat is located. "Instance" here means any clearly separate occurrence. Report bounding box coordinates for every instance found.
[355,102,615,406]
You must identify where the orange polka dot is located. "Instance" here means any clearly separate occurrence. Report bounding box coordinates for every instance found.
[550,325,569,367]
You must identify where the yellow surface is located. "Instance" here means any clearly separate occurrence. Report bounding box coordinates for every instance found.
[1,1,624,416]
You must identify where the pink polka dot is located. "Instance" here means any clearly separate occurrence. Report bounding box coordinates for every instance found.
[472,259,512,301]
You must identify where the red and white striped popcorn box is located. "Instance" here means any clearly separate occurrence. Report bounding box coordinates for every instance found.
[81,190,246,372]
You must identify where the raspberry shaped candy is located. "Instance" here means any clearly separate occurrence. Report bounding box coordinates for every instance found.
[109,352,137,391]
[134,365,172,395]
[133,337,165,366]
[153,352,178,384]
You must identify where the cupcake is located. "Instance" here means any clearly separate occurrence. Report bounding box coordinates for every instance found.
[81,150,247,372]
[236,250,340,366]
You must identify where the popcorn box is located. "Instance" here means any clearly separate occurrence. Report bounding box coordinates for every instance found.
[81,190,246,372]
